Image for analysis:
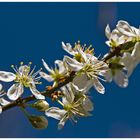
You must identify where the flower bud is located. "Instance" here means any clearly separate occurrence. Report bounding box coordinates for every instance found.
[32,100,49,111]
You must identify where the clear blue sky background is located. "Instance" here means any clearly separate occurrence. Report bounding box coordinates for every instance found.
[0,2,140,138]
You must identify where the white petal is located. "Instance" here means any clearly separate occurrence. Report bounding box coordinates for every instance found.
[45,107,66,120]
[19,65,29,75]
[104,69,113,82]
[105,40,112,47]
[39,71,53,82]
[62,42,75,55]
[132,42,140,65]
[61,85,74,104]
[30,86,45,100]
[55,60,66,74]
[66,84,75,103]
[93,78,105,94]
[64,56,83,71]
[114,71,128,88]
[121,52,134,77]
[116,20,136,37]
[105,24,111,39]
[0,84,2,91]
[73,74,93,92]
[58,115,68,130]
[7,83,24,101]
[83,98,94,111]
[0,71,16,82]
[0,106,2,114]
[71,83,86,93]
[0,98,10,106]
[42,59,53,73]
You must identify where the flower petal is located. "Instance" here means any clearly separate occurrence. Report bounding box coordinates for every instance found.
[93,78,105,94]
[0,84,2,91]
[104,69,113,82]
[61,85,74,104]
[73,74,93,92]
[0,106,2,114]
[45,107,66,120]
[30,85,45,100]
[105,24,111,39]
[132,42,140,65]
[7,83,24,100]
[121,52,134,77]
[114,71,128,88]
[55,60,66,74]
[42,59,53,73]
[64,56,83,72]
[83,98,94,111]
[0,71,16,82]
[19,65,29,75]
[116,20,136,37]
[62,42,75,55]
[58,115,68,130]
[0,98,10,106]
[39,71,53,82]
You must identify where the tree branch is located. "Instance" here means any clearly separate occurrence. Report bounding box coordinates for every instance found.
[2,41,133,112]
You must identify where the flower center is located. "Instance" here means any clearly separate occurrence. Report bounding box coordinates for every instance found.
[82,64,95,79]
[63,104,73,111]
[51,69,65,82]
[11,62,42,88]
[15,74,32,87]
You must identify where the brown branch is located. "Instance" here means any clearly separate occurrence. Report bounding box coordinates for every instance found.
[2,72,75,112]
[1,41,135,112]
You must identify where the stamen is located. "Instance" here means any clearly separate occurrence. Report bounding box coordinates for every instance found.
[32,68,42,78]
[29,65,36,76]
[11,65,18,73]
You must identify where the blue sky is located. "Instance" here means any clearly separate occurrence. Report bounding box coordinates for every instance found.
[0,2,140,138]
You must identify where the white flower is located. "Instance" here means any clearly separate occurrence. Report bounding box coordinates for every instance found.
[105,69,128,88]
[45,83,93,130]
[105,24,129,47]
[116,20,140,41]
[0,62,45,100]
[62,41,94,62]
[121,42,140,77]
[64,54,108,94]
[104,54,128,88]
[40,59,68,87]
[0,84,11,114]
[62,41,108,94]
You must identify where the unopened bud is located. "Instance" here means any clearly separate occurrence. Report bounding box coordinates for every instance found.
[32,100,49,111]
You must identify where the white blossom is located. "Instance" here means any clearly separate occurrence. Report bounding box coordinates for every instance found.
[116,20,140,41]
[0,62,44,100]
[45,83,93,130]
[40,59,68,87]
[121,42,140,77]
[64,52,108,94]
[0,84,10,114]
[105,69,128,88]
[105,24,130,48]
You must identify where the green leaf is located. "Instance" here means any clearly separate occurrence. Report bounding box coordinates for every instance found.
[110,62,124,70]
[121,41,136,52]
[28,115,48,129]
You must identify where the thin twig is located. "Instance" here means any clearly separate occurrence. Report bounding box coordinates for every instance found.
[1,41,134,112]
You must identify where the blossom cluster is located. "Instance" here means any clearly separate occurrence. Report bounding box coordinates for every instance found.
[0,20,140,130]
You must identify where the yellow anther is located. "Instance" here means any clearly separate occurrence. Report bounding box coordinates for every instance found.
[20,62,24,65]
[11,65,14,68]
[29,62,32,65]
